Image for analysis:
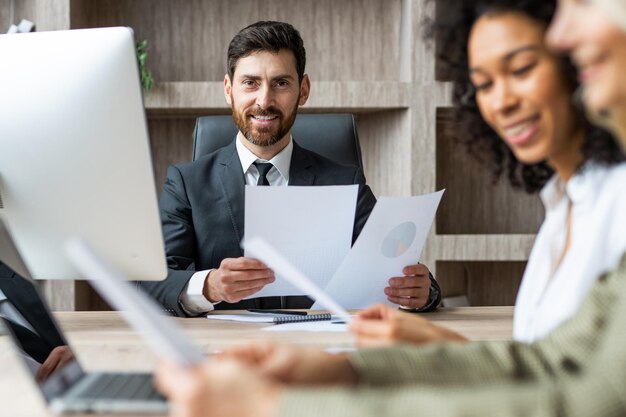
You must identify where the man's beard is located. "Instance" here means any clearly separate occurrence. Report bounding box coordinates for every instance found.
[231,98,299,147]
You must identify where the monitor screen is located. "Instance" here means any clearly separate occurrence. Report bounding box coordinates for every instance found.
[0,27,167,281]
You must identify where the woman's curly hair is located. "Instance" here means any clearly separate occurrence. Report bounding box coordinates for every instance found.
[428,0,624,193]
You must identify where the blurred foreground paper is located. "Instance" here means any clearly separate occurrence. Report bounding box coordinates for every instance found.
[313,190,444,309]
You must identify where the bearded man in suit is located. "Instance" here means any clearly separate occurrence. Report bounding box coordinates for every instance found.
[140,21,440,317]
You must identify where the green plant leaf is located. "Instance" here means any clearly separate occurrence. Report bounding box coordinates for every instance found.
[136,39,155,91]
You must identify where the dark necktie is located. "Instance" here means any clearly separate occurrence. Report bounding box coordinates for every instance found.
[254,162,273,186]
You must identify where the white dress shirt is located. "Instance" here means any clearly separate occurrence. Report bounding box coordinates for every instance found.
[179,135,294,314]
[513,162,626,343]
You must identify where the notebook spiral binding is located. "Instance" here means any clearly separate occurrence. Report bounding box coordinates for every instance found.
[273,313,332,324]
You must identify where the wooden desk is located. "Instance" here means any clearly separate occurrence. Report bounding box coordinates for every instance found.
[0,307,512,416]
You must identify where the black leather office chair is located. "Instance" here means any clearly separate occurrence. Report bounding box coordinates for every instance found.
[191,114,363,168]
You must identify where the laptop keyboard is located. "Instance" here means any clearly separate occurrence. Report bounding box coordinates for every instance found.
[66,372,164,401]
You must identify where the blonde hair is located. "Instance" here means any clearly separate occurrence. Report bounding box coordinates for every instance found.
[588,0,626,144]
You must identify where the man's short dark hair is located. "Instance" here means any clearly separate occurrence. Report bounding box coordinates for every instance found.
[227,21,306,82]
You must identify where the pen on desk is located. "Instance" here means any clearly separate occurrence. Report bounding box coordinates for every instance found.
[247,309,308,316]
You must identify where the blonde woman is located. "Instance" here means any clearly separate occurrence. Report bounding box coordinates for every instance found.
[548,0,626,143]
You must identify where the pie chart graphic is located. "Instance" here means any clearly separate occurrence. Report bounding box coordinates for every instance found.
[381,222,417,258]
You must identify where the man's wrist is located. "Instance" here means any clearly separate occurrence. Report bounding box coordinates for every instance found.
[179,270,217,315]
[203,270,222,303]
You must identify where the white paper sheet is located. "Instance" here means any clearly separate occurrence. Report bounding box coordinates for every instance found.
[244,236,353,323]
[206,314,283,323]
[244,185,357,298]
[206,312,330,323]
[313,190,444,309]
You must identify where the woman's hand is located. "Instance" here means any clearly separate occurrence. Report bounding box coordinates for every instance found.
[349,304,468,347]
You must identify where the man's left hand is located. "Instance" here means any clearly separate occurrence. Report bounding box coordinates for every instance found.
[384,263,431,310]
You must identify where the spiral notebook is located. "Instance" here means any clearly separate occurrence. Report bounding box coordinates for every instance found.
[206,312,332,324]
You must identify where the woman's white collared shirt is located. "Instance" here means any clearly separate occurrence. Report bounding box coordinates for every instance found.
[513,162,626,343]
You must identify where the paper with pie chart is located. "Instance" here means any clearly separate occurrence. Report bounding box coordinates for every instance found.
[313,190,444,309]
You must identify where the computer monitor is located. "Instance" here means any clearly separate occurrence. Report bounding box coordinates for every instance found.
[0,27,167,281]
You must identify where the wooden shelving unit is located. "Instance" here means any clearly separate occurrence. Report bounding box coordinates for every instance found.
[3,0,542,310]
[144,81,411,115]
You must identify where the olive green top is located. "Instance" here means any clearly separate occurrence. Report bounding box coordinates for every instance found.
[280,253,626,417]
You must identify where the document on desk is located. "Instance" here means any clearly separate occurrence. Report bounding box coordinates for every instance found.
[206,314,284,323]
[313,190,444,309]
[244,185,358,298]
[262,320,349,332]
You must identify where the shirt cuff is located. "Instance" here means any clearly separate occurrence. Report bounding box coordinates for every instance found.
[179,269,217,315]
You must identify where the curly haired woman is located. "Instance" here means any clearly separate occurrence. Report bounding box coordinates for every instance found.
[351,0,626,346]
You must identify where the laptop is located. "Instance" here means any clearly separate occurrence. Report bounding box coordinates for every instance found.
[0,279,167,414]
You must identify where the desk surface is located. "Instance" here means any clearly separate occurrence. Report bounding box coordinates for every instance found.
[0,307,513,416]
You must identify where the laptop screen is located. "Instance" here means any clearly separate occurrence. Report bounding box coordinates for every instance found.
[0,278,85,401]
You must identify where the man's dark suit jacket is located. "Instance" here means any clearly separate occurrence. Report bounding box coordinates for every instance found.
[0,262,66,363]
[140,139,439,316]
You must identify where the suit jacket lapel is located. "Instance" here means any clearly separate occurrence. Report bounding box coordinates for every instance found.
[217,142,246,254]
[289,141,315,186]
[0,270,66,347]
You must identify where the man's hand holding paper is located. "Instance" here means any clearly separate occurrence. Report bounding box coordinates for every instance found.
[385,263,432,309]
[204,257,275,303]
[244,185,358,299]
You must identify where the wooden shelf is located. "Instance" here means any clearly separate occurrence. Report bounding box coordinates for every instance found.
[143,81,410,115]
[143,82,226,116]
[432,234,536,261]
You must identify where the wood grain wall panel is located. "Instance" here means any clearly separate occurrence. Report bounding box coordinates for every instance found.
[35,0,69,31]
[437,261,525,306]
[74,281,112,311]
[412,0,436,86]
[434,0,453,82]
[0,0,69,32]
[467,262,524,306]
[3,0,35,28]
[436,107,544,234]
[147,118,196,194]
[357,110,411,198]
[41,280,75,311]
[69,0,403,82]
[0,1,9,29]
[410,88,438,196]
[399,0,413,82]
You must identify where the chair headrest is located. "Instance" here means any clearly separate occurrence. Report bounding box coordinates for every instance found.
[192,113,363,168]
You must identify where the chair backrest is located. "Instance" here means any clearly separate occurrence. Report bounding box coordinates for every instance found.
[191,114,363,168]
